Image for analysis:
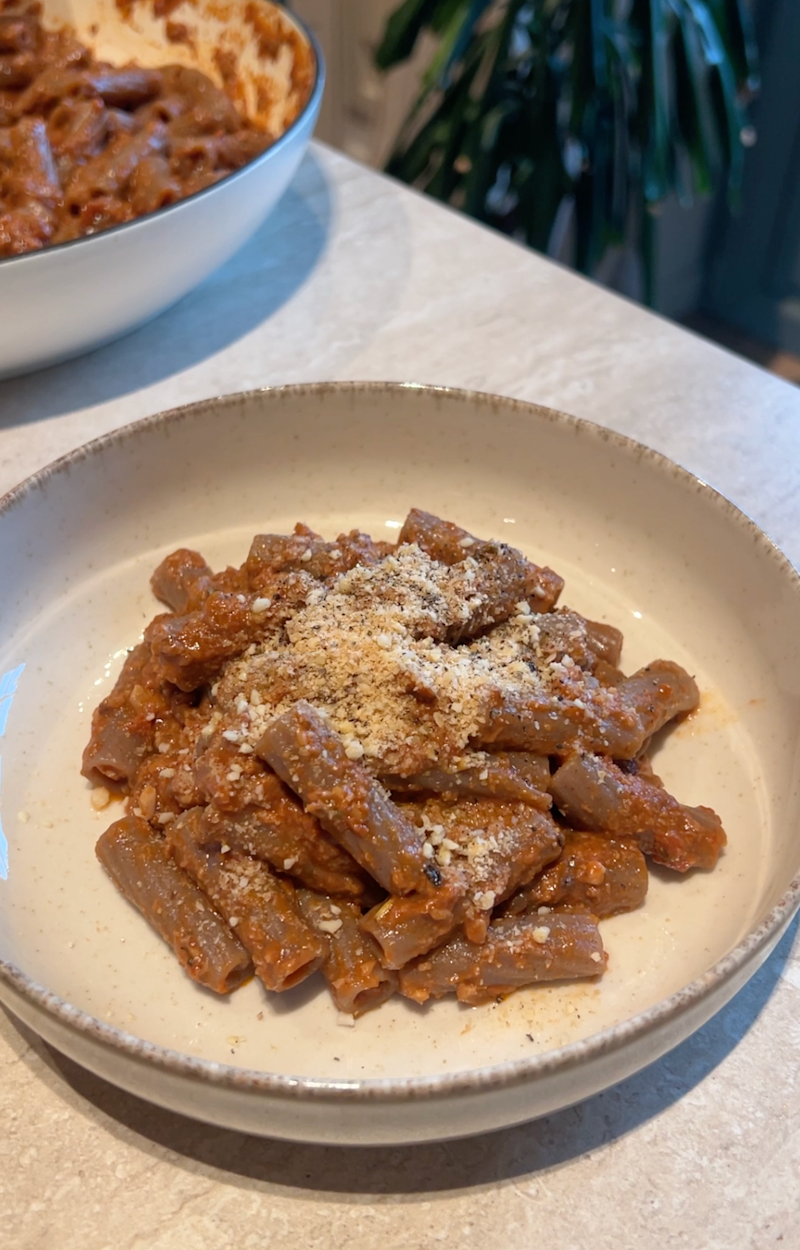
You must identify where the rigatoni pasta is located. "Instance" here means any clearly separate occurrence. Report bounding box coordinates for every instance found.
[167,807,326,993]
[85,509,727,1015]
[96,815,253,994]
[0,2,313,257]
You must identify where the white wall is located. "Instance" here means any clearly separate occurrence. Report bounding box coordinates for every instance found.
[289,0,423,164]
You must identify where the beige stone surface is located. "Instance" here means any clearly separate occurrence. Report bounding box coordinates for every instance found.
[2,143,800,1248]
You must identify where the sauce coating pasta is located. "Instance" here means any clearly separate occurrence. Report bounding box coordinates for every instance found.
[0,1,310,256]
[85,511,726,1013]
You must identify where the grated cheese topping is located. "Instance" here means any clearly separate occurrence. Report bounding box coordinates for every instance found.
[211,545,606,775]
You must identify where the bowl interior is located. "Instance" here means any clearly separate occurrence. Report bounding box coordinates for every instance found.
[38,0,313,132]
[1,384,799,1084]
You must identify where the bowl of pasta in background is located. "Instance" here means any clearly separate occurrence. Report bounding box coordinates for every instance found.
[0,0,323,378]
[1,382,800,1146]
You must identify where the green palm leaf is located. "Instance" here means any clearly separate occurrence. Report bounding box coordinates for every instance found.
[375,0,440,70]
[377,0,757,300]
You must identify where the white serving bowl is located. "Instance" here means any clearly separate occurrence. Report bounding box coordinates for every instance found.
[0,0,323,379]
[1,383,799,1145]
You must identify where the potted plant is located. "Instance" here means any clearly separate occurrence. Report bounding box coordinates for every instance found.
[376,0,759,302]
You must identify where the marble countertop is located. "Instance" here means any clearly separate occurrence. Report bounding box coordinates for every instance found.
[2,143,799,1250]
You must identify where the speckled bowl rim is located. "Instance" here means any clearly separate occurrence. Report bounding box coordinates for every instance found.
[0,3,324,272]
[2,381,799,1105]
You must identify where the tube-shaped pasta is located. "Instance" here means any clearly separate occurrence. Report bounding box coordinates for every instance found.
[145,574,313,690]
[85,511,728,1013]
[256,701,427,895]
[478,660,699,760]
[0,50,38,89]
[584,620,624,667]
[84,68,161,108]
[515,609,608,673]
[399,795,565,930]
[506,831,648,919]
[498,752,552,792]
[296,890,398,1016]
[246,527,391,589]
[361,797,564,966]
[399,912,606,1005]
[96,817,252,994]
[380,751,551,807]
[127,153,180,214]
[145,592,264,691]
[397,508,563,635]
[549,752,726,872]
[166,809,326,991]
[8,116,61,204]
[0,14,37,53]
[478,689,620,755]
[48,97,106,162]
[399,508,563,607]
[359,882,465,970]
[615,661,700,747]
[194,792,370,900]
[82,642,167,785]
[65,120,167,204]
[0,201,53,251]
[150,548,214,613]
[1,9,288,260]
[150,548,247,613]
